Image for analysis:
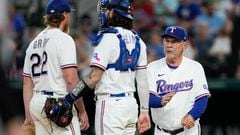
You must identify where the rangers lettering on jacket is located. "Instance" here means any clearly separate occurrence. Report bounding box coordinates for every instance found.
[156,79,193,93]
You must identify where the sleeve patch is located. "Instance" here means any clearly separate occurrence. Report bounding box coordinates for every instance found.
[93,53,101,61]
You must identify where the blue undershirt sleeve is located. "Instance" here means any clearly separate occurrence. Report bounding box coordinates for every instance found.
[188,96,208,120]
[149,93,163,108]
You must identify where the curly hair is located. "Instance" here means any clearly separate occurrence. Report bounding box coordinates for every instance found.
[107,11,133,30]
[44,13,65,27]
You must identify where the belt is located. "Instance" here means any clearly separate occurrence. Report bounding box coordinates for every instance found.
[95,92,133,100]
[110,93,133,97]
[157,125,184,135]
[35,90,54,96]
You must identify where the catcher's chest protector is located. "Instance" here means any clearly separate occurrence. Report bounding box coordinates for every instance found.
[92,28,141,71]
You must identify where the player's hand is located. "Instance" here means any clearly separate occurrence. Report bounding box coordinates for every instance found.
[24,119,34,125]
[181,114,195,129]
[79,111,89,131]
[161,92,175,106]
[24,115,34,125]
[137,111,151,133]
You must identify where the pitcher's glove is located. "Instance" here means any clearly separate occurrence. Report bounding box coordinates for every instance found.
[43,97,73,127]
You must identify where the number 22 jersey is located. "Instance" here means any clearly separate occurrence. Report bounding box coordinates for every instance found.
[23,28,77,95]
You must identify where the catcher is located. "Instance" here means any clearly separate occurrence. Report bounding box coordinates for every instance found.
[22,0,89,134]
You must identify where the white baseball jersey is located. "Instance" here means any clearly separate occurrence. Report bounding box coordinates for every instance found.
[23,28,77,95]
[23,28,80,135]
[147,57,211,130]
[91,27,147,135]
[90,27,147,95]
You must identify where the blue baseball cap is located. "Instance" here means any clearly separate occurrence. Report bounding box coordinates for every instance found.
[161,26,188,41]
[100,0,133,20]
[46,0,74,14]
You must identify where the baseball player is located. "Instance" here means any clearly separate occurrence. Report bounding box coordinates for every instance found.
[50,0,151,134]
[22,0,89,134]
[148,26,211,135]
[92,0,151,134]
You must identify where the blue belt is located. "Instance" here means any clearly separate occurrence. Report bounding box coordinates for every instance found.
[157,125,184,135]
[110,93,131,97]
[35,90,54,96]
[96,92,133,100]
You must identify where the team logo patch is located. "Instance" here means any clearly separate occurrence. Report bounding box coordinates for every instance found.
[169,26,177,33]
[127,58,132,62]
[158,74,165,77]
[93,53,100,61]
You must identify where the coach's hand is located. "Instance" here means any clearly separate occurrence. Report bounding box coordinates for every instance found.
[181,114,195,129]
[161,92,175,106]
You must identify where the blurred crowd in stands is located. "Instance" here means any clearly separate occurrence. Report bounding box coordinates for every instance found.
[133,0,240,79]
[0,0,240,135]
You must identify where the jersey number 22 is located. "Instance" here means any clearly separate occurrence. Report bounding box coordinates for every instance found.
[31,51,48,77]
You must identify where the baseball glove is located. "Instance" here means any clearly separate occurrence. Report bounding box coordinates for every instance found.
[21,124,35,135]
[43,97,73,128]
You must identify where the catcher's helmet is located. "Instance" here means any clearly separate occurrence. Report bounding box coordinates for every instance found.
[98,0,134,20]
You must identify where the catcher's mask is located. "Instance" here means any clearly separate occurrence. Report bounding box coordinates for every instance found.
[97,0,134,28]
